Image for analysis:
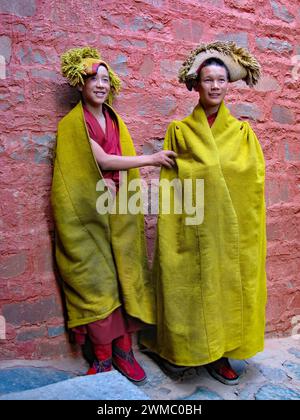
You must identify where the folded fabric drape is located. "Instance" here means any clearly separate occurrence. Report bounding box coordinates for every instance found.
[141,101,267,366]
[51,101,155,328]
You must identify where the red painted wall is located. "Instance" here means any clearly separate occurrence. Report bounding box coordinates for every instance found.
[0,0,299,359]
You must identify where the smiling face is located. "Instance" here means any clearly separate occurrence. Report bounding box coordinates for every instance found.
[78,64,110,107]
[195,64,229,111]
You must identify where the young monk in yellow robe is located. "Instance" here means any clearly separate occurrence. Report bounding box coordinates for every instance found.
[51,47,176,383]
[140,41,266,385]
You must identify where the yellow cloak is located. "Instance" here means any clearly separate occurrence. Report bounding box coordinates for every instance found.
[141,101,267,365]
[51,102,155,328]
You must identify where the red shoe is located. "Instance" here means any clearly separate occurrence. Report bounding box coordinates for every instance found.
[206,358,239,385]
[112,346,146,383]
[86,358,112,375]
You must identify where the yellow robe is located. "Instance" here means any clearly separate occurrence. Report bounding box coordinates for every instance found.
[141,101,267,365]
[51,101,155,328]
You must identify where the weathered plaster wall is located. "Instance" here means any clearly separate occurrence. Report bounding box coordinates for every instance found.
[0,0,299,359]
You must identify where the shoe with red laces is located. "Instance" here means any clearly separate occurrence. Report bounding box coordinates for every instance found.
[86,358,112,375]
[206,358,239,385]
[112,346,147,384]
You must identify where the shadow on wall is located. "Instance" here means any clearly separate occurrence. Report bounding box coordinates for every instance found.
[54,83,81,115]
[47,84,82,359]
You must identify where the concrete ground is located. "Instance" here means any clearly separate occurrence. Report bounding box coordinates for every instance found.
[0,336,299,400]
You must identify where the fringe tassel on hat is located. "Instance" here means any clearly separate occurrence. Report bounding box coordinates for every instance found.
[61,47,121,101]
[179,41,261,87]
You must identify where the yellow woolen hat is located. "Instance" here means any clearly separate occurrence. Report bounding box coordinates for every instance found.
[179,41,261,90]
[61,47,121,101]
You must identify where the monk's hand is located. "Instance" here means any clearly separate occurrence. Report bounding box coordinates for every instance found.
[151,150,177,168]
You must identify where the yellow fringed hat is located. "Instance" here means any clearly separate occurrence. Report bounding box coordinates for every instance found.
[61,47,121,98]
[179,41,261,90]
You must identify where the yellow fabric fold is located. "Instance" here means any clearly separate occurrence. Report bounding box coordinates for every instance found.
[51,101,155,328]
[141,101,266,365]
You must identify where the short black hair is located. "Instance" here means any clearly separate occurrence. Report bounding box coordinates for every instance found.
[198,57,230,81]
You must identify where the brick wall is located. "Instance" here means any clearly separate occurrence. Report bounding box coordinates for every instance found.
[0,0,299,359]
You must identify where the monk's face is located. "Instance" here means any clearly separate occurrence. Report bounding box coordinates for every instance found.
[79,65,110,106]
[196,65,228,109]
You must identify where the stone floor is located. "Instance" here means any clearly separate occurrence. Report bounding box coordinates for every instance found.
[0,336,299,400]
[139,336,300,400]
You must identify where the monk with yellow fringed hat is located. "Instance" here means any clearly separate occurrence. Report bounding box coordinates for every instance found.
[51,47,176,383]
[140,41,267,386]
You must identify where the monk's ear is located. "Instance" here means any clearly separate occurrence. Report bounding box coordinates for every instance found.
[76,83,84,92]
[193,80,200,92]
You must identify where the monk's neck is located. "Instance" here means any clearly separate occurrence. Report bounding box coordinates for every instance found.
[200,102,221,117]
[84,102,104,120]
[204,106,220,117]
